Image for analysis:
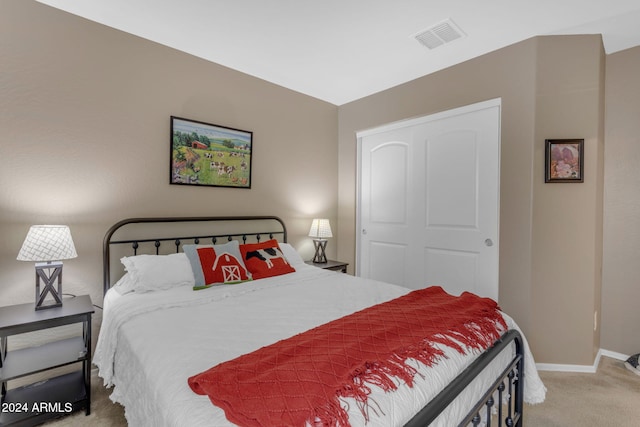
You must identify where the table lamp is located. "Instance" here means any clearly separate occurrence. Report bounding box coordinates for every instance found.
[17,225,77,310]
[308,218,332,263]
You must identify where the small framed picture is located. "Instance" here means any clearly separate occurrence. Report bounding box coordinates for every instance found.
[170,116,252,188]
[545,139,584,183]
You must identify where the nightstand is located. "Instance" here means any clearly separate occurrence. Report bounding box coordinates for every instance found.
[305,260,349,273]
[0,295,94,426]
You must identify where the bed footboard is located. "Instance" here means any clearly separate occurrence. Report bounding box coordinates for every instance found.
[404,329,524,427]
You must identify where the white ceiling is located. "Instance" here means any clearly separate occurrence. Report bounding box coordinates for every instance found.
[37,0,640,105]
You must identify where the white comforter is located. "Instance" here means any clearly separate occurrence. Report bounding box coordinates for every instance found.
[94,264,545,427]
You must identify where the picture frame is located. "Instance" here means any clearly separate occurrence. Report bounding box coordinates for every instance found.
[170,116,252,188]
[545,139,584,183]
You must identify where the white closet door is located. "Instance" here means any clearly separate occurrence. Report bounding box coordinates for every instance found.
[357,99,500,300]
[358,127,416,287]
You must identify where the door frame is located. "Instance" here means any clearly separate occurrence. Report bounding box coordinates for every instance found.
[355,98,501,278]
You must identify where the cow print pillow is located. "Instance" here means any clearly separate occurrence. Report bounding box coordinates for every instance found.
[239,239,296,279]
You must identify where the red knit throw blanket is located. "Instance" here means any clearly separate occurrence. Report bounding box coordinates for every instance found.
[188,286,506,427]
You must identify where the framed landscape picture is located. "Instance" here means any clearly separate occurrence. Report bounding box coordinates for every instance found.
[170,116,252,188]
[545,139,584,183]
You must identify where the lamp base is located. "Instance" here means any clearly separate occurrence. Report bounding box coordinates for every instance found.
[311,239,328,264]
[35,261,63,310]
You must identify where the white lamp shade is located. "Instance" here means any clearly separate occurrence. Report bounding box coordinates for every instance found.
[17,225,78,262]
[308,219,332,239]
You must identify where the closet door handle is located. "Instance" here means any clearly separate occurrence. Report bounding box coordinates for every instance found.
[484,238,493,247]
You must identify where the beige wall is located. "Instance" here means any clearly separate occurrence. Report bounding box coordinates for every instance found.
[531,36,605,364]
[338,35,605,365]
[0,1,338,332]
[601,46,640,355]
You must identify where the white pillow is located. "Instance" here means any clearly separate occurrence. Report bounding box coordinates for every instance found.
[279,243,305,267]
[113,273,136,294]
[120,253,195,292]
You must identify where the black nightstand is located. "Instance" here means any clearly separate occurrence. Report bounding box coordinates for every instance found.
[305,260,349,273]
[0,295,94,426]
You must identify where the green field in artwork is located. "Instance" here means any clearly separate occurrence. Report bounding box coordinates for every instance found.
[172,140,251,188]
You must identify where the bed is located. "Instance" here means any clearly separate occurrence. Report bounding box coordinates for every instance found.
[94,216,545,427]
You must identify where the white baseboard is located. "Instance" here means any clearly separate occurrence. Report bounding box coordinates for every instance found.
[536,361,598,373]
[599,348,629,361]
[536,348,629,373]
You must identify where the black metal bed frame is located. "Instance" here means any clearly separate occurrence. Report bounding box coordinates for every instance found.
[102,216,525,426]
[102,216,287,295]
[405,329,524,427]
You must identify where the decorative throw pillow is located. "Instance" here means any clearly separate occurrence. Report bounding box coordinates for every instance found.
[239,239,296,279]
[183,240,252,290]
[120,253,195,292]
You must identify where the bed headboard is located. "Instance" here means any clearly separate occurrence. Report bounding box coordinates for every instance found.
[102,216,287,296]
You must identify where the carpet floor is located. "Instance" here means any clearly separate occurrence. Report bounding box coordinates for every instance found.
[42,356,640,426]
[524,356,640,426]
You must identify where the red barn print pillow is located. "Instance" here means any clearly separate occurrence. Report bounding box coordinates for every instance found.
[239,240,295,279]
[183,240,252,290]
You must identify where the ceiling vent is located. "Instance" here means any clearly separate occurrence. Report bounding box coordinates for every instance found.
[414,18,466,50]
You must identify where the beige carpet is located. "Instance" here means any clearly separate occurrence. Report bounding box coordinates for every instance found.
[43,356,640,426]
[524,356,640,426]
